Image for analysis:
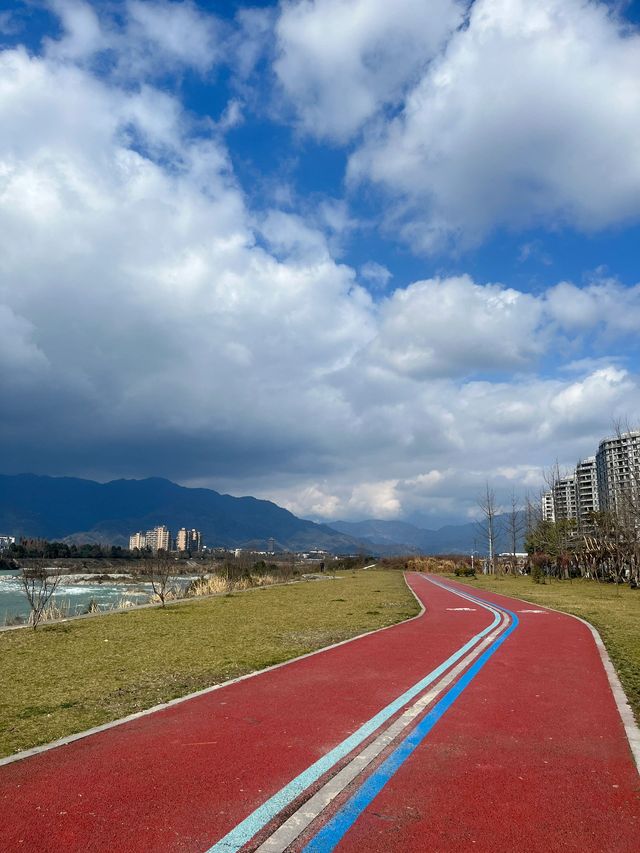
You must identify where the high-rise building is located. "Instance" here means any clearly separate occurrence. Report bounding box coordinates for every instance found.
[144,525,171,552]
[596,431,640,515]
[575,457,599,532]
[176,528,202,552]
[553,475,577,522]
[541,490,555,523]
[129,531,146,550]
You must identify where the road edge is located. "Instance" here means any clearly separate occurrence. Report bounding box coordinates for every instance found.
[445,576,640,775]
[0,570,425,768]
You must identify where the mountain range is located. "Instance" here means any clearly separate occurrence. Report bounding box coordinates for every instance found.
[329,518,523,556]
[0,474,364,553]
[0,474,523,555]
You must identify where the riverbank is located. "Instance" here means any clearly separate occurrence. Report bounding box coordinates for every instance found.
[0,569,417,758]
[0,569,161,626]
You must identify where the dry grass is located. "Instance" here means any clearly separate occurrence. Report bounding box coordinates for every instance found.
[0,569,418,758]
[407,557,457,574]
[183,573,279,598]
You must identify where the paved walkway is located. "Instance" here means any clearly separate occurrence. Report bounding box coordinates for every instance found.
[1,574,638,851]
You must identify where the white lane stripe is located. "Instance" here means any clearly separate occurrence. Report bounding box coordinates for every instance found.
[256,610,510,852]
[207,579,502,852]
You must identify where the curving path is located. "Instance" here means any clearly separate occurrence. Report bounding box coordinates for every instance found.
[0,574,638,852]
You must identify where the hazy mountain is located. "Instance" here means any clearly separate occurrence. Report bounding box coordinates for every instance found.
[0,474,525,556]
[328,516,525,555]
[0,474,366,554]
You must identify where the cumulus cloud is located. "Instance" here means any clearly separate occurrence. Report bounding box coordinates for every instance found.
[283,366,639,522]
[45,0,221,76]
[274,0,463,141]
[349,0,640,250]
[360,261,391,289]
[3,5,640,527]
[365,275,546,379]
[546,279,640,336]
[0,42,375,475]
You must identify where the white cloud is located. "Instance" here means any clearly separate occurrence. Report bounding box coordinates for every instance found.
[274,0,463,141]
[45,0,221,76]
[125,0,221,73]
[45,0,107,61]
[349,0,640,250]
[0,43,375,463]
[546,279,640,335]
[3,14,640,527]
[360,261,392,289]
[365,275,545,379]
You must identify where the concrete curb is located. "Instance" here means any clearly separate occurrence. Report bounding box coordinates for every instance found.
[446,577,640,776]
[0,570,425,768]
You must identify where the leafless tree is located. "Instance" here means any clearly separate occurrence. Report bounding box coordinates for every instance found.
[146,552,175,607]
[20,562,62,630]
[504,490,525,572]
[477,483,500,574]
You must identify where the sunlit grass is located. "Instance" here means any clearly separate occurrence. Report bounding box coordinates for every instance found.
[0,570,418,758]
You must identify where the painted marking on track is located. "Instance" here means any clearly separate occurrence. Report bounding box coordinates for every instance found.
[256,612,509,852]
[207,582,502,853]
[302,580,519,852]
[518,609,547,613]
[446,607,476,611]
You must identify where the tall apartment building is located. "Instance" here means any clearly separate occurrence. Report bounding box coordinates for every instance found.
[176,528,202,552]
[129,531,146,550]
[129,525,171,552]
[541,490,555,522]
[553,475,578,522]
[575,457,599,532]
[596,431,640,514]
[145,525,171,552]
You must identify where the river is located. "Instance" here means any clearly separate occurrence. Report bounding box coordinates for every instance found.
[0,570,189,625]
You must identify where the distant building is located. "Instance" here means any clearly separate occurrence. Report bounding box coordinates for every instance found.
[553,475,577,522]
[145,525,171,552]
[0,535,15,552]
[129,531,146,551]
[596,431,640,515]
[541,491,555,523]
[129,525,171,552]
[176,528,202,553]
[575,457,599,532]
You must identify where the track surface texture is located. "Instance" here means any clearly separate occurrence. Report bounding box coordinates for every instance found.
[1,574,638,852]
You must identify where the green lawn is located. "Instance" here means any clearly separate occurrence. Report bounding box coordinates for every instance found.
[0,570,418,758]
[451,573,640,724]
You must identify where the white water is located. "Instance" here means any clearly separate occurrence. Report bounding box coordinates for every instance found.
[0,570,161,625]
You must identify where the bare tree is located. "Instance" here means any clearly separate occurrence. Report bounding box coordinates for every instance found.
[477,484,500,574]
[146,552,175,607]
[20,562,62,630]
[505,490,525,572]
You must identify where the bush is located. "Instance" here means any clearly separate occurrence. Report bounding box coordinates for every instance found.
[454,565,476,578]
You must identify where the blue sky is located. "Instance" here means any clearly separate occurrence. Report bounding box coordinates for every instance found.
[2,0,640,525]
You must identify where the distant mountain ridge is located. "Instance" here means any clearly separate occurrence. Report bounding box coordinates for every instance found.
[0,474,365,554]
[328,516,525,555]
[0,474,523,555]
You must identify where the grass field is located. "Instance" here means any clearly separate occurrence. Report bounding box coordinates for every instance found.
[451,573,640,724]
[0,570,418,758]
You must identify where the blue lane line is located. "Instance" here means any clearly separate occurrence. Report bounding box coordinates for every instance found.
[303,586,518,853]
[207,583,501,852]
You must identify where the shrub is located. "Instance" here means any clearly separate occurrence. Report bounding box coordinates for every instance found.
[454,565,476,577]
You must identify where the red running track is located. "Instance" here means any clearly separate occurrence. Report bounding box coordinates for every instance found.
[0,574,638,852]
